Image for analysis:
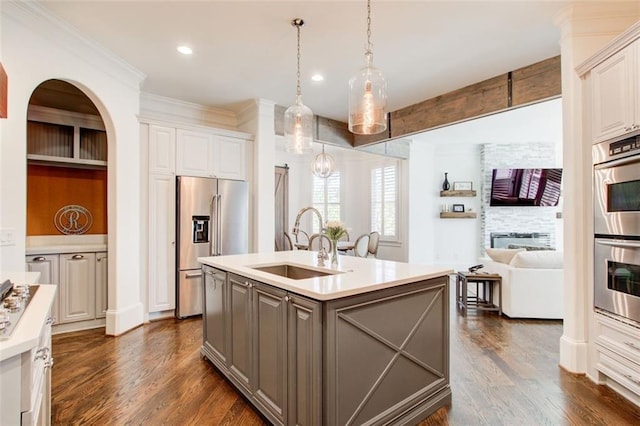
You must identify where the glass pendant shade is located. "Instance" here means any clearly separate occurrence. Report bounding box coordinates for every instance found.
[285,18,314,154]
[285,95,314,154]
[311,145,335,178]
[349,53,387,135]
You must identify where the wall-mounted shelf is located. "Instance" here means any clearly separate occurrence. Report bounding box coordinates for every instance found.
[440,190,476,197]
[440,212,477,219]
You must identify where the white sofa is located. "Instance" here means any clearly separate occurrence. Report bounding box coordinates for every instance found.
[480,248,564,319]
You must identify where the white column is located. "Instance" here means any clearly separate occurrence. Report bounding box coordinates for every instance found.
[554,3,640,373]
[237,99,276,253]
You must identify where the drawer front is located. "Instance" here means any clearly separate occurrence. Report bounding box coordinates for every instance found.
[597,348,640,396]
[21,316,53,414]
[596,314,640,365]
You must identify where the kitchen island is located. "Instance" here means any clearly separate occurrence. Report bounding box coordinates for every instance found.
[198,251,452,426]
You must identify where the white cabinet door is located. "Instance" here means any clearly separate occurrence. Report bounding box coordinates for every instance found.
[176,129,214,177]
[149,125,176,175]
[59,253,96,323]
[592,42,638,143]
[149,174,176,312]
[214,135,247,180]
[176,129,248,180]
[95,252,108,318]
[26,254,60,325]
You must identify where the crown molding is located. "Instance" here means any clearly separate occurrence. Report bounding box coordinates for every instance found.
[3,2,145,90]
[576,20,640,76]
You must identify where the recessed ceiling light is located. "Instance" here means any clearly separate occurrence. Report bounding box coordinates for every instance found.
[177,45,193,55]
[311,74,324,82]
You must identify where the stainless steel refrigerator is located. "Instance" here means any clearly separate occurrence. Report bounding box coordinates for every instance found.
[176,176,248,318]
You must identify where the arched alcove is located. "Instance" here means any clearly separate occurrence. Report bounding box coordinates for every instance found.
[26,79,110,331]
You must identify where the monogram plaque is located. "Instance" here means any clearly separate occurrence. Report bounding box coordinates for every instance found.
[54,205,93,235]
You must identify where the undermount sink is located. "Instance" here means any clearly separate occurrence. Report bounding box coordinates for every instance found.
[250,264,336,280]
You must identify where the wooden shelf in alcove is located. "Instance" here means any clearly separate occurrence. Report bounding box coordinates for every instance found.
[440,212,477,219]
[440,190,477,197]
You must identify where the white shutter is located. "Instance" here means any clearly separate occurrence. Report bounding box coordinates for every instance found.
[312,172,341,233]
[370,163,397,239]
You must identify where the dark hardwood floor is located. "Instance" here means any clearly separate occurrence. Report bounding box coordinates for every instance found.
[52,293,640,425]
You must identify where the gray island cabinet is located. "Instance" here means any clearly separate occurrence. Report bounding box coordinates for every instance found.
[199,251,452,426]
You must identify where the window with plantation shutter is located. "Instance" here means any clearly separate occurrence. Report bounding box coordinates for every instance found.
[312,172,341,233]
[371,163,397,239]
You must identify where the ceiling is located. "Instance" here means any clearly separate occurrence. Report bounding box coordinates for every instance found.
[36,0,570,124]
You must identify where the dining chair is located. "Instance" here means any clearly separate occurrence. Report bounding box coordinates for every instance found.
[294,229,310,250]
[283,232,294,251]
[367,231,380,258]
[308,233,332,252]
[337,230,351,254]
[353,234,370,257]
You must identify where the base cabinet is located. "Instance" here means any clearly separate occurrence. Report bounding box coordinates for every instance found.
[201,268,449,425]
[59,252,96,323]
[0,286,56,426]
[95,252,108,318]
[26,251,107,327]
[26,255,60,324]
[201,267,322,426]
[595,313,640,406]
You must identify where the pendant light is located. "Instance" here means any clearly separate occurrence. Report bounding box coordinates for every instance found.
[311,144,335,178]
[348,0,387,135]
[285,18,314,154]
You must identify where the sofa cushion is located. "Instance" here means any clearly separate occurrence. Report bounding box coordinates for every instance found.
[509,250,563,269]
[485,248,525,264]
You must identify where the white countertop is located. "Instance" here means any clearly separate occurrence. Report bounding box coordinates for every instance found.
[26,234,107,255]
[0,284,56,361]
[198,251,453,301]
[26,243,107,255]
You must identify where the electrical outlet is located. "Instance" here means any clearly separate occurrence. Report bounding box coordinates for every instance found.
[0,228,16,246]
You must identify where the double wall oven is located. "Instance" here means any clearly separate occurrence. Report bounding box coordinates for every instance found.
[593,136,640,323]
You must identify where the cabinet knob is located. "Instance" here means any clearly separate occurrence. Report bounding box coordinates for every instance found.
[284,295,291,303]
[624,374,640,385]
[33,257,46,262]
[72,254,84,260]
[624,341,640,352]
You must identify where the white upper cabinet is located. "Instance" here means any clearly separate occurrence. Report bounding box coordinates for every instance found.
[176,129,247,180]
[591,40,639,143]
[149,125,176,175]
[213,135,247,181]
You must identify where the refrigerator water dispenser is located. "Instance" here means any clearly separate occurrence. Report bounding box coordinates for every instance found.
[192,215,210,243]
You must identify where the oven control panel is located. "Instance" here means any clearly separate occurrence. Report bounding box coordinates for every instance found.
[609,136,640,156]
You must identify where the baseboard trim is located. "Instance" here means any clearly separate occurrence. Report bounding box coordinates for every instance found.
[559,334,588,373]
[105,302,144,336]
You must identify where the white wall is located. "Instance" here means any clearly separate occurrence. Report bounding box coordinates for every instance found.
[1,3,145,335]
[408,142,482,269]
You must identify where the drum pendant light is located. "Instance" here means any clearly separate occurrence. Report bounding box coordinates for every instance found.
[285,19,314,154]
[311,144,335,178]
[348,0,387,135]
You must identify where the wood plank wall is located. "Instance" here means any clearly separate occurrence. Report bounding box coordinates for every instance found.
[27,164,108,235]
[274,56,561,149]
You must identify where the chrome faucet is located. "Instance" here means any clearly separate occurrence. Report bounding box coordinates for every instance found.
[317,248,329,267]
[292,206,324,243]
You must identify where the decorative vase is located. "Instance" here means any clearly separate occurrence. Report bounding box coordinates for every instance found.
[442,172,450,191]
[331,239,339,266]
